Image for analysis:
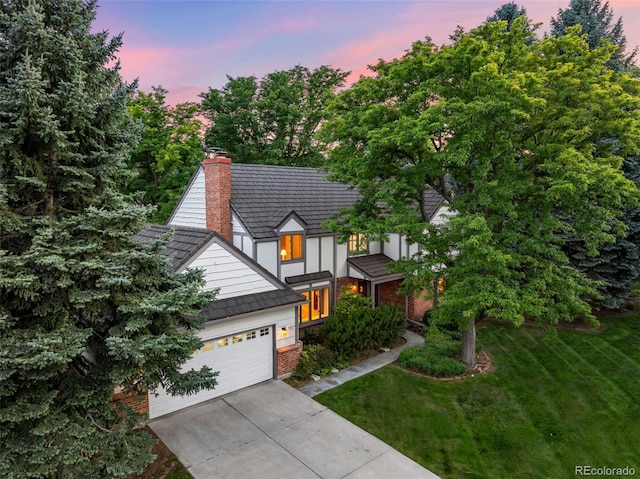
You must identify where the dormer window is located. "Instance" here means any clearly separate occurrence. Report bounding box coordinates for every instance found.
[348,233,368,255]
[280,234,303,262]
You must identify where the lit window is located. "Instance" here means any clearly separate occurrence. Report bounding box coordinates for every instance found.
[201,341,213,352]
[232,334,242,344]
[247,331,256,340]
[280,234,303,261]
[217,338,228,348]
[348,233,367,254]
[299,287,330,323]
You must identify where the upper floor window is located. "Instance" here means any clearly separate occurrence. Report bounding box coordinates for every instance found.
[280,234,303,262]
[348,233,368,255]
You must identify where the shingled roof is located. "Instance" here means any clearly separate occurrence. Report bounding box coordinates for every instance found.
[229,163,446,240]
[200,289,305,321]
[133,224,215,270]
[230,163,359,239]
[134,224,306,321]
[347,254,404,282]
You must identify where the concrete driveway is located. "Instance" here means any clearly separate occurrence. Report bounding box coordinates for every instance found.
[149,380,440,479]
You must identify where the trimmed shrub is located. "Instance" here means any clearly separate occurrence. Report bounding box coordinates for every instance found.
[422,307,460,332]
[320,292,406,359]
[370,303,407,347]
[399,346,467,377]
[398,325,466,377]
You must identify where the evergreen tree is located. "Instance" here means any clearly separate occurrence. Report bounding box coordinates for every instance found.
[486,2,536,44]
[552,0,640,308]
[551,0,637,72]
[0,1,217,477]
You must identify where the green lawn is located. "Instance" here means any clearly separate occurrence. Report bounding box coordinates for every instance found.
[315,314,640,479]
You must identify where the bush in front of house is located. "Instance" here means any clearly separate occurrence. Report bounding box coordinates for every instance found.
[398,326,466,377]
[320,291,406,359]
[422,306,460,333]
[369,302,407,347]
[292,344,347,379]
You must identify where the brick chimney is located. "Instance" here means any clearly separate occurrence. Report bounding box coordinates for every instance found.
[203,153,232,242]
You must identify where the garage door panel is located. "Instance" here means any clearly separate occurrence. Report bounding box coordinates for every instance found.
[149,326,273,419]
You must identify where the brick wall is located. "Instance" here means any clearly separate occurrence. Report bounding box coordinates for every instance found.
[335,276,357,298]
[112,390,149,416]
[203,156,232,241]
[276,341,302,378]
[411,289,434,322]
[378,279,405,309]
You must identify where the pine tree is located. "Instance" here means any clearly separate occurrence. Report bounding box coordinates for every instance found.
[552,0,640,308]
[0,1,217,477]
[551,0,637,72]
[486,2,536,44]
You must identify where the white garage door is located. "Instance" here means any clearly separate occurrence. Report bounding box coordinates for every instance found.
[149,326,274,419]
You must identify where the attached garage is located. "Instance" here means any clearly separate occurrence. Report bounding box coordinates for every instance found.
[149,325,274,419]
[135,225,305,420]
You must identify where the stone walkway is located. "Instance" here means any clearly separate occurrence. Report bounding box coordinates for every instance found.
[298,329,425,397]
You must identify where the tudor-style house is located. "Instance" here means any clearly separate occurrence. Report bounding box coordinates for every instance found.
[168,152,451,329]
[132,225,306,418]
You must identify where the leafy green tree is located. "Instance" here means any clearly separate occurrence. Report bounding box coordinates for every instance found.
[201,65,349,166]
[551,0,637,72]
[126,87,204,223]
[552,0,640,308]
[320,20,640,365]
[0,1,217,477]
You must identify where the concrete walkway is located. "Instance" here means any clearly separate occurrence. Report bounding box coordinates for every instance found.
[298,329,425,397]
[150,379,440,479]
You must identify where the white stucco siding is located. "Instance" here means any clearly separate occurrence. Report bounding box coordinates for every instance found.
[335,243,348,277]
[408,242,420,258]
[257,241,278,277]
[200,305,297,350]
[384,234,402,261]
[279,217,305,233]
[369,240,381,255]
[281,261,304,279]
[168,168,206,228]
[321,237,334,274]
[431,205,453,226]
[306,237,320,273]
[232,212,247,234]
[242,236,254,258]
[183,242,276,300]
[347,267,364,280]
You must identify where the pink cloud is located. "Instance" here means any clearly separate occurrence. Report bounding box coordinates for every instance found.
[322,3,466,84]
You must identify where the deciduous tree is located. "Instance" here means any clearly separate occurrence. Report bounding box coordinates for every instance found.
[126,87,204,223]
[201,65,348,166]
[320,21,639,365]
[0,1,217,477]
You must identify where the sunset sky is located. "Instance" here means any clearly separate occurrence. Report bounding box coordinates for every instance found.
[94,0,640,105]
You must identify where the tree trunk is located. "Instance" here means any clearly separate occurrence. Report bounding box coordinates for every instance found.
[461,319,476,366]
